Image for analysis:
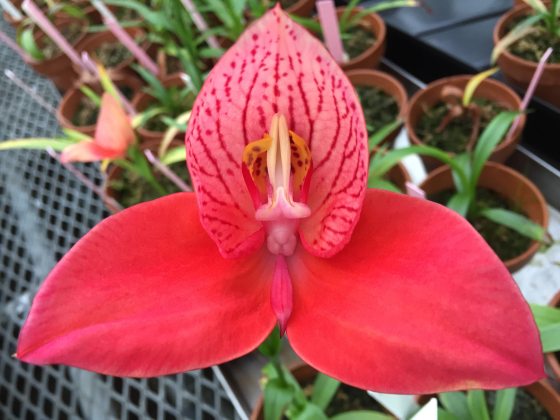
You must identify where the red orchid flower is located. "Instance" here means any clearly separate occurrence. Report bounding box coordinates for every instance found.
[60,92,134,163]
[17,7,542,393]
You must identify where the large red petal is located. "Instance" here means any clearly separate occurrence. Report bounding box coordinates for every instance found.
[287,189,543,393]
[94,93,134,152]
[17,193,275,377]
[186,6,367,258]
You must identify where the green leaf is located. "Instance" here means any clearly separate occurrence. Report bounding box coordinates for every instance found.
[439,392,469,420]
[368,118,402,151]
[540,323,560,352]
[62,128,93,141]
[368,178,402,193]
[530,304,560,327]
[19,27,44,60]
[160,146,186,166]
[479,208,546,242]
[330,410,392,420]
[0,138,77,151]
[493,388,516,420]
[310,373,340,411]
[451,153,472,196]
[291,402,327,420]
[438,408,461,420]
[447,192,471,217]
[467,390,490,420]
[471,111,518,188]
[79,86,102,107]
[264,378,294,420]
[258,327,282,358]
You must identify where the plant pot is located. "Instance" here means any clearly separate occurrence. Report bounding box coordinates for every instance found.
[76,27,148,75]
[406,75,524,171]
[493,4,560,108]
[132,73,191,144]
[103,139,186,213]
[57,75,143,136]
[347,69,407,147]
[24,21,91,92]
[283,0,315,17]
[419,162,548,272]
[546,290,560,382]
[314,7,386,71]
[250,364,390,420]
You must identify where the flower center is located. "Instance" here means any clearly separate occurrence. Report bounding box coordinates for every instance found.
[242,114,312,256]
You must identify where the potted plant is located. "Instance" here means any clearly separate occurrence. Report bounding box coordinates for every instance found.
[406,72,525,171]
[251,363,393,420]
[346,69,407,147]
[16,7,91,91]
[131,71,195,144]
[493,1,560,107]
[419,112,549,271]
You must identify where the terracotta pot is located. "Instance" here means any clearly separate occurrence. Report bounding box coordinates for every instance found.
[417,380,560,418]
[420,162,548,272]
[406,75,525,171]
[494,5,560,108]
[76,28,148,75]
[314,7,386,71]
[57,75,143,136]
[546,290,560,382]
[103,139,184,213]
[284,0,315,17]
[347,69,407,147]
[132,73,192,144]
[24,22,90,92]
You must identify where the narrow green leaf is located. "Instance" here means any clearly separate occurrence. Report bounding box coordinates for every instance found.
[540,323,560,352]
[62,128,93,141]
[330,411,392,420]
[79,86,102,107]
[311,373,340,410]
[368,118,402,151]
[479,208,546,242]
[368,178,402,193]
[530,304,560,327]
[493,388,516,420]
[264,378,294,420]
[438,408,461,420]
[451,153,472,195]
[471,111,518,187]
[19,27,45,60]
[291,402,328,420]
[258,327,282,358]
[467,390,490,420]
[160,147,186,166]
[447,192,471,217]
[0,138,76,151]
[439,392,469,420]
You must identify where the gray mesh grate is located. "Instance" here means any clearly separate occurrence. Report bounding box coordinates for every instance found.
[0,17,240,420]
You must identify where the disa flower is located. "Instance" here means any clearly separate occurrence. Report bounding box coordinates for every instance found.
[17,7,542,393]
[60,92,134,163]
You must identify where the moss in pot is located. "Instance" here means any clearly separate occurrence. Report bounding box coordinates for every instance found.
[356,85,398,138]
